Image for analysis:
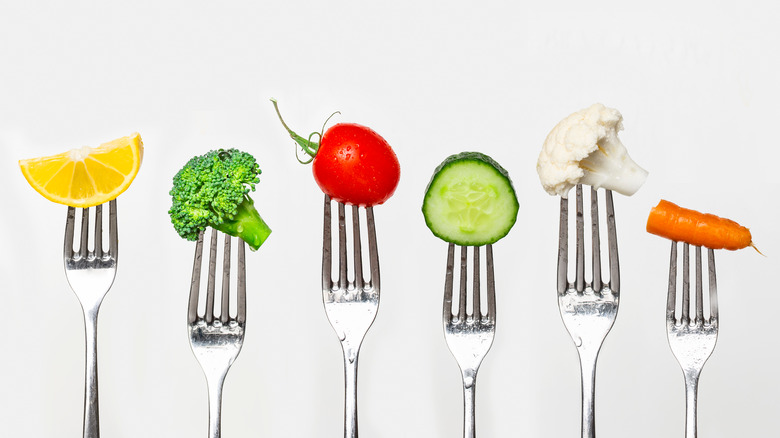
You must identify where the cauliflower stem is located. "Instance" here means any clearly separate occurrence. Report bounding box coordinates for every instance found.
[577,132,648,197]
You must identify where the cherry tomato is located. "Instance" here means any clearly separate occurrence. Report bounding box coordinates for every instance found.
[271,99,400,206]
[313,123,400,206]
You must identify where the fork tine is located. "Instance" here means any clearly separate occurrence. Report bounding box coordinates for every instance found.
[485,244,496,323]
[681,243,691,324]
[322,195,333,292]
[220,235,232,324]
[205,229,219,323]
[94,204,103,259]
[667,241,677,322]
[108,199,118,258]
[337,202,348,290]
[590,188,602,292]
[695,246,704,324]
[605,190,619,293]
[443,242,455,323]
[237,239,247,324]
[352,205,364,290]
[707,248,718,322]
[557,196,568,294]
[64,206,76,259]
[366,207,380,291]
[575,185,585,292]
[188,230,205,324]
[472,246,481,319]
[79,207,90,258]
[458,246,468,323]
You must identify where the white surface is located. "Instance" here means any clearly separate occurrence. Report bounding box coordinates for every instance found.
[1,1,778,437]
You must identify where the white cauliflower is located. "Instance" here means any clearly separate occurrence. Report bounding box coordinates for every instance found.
[537,103,648,198]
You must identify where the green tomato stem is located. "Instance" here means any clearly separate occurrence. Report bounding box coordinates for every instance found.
[270,98,319,160]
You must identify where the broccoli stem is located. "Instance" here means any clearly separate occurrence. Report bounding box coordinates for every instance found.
[213,195,272,251]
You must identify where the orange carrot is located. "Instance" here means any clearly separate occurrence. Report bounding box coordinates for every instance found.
[646,200,754,251]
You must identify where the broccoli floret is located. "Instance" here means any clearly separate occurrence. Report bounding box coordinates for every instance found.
[169,148,271,251]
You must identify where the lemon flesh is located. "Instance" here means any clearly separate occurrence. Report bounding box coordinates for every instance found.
[19,133,143,208]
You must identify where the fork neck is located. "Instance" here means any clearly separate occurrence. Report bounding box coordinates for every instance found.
[578,355,597,438]
[206,372,228,438]
[80,302,101,438]
[461,368,478,438]
[342,348,360,438]
[683,371,700,438]
[81,301,102,320]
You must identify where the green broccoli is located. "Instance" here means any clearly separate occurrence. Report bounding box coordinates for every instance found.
[169,148,271,251]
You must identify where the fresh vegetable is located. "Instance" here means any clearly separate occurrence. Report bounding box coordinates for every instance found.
[646,200,755,251]
[422,152,519,246]
[168,148,271,251]
[537,103,648,198]
[271,99,400,206]
[19,133,143,208]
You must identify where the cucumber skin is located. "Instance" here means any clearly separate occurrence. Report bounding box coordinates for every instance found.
[422,151,519,246]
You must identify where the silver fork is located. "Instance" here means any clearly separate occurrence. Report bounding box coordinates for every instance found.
[321,194,380,438]
[63,199,118,438]
[188,229,247,438]
[443,243,496,438]
[557,185,619,438]
[666,242,718,438]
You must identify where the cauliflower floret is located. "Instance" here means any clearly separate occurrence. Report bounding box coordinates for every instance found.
[537,103,648,198]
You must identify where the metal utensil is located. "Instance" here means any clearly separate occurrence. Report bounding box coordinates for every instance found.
[666,242,718,438]
[557,185,619,438]
[321,194,380,438]
[188,229,247,438]
[63,200,118,438]
[443,243,496,438]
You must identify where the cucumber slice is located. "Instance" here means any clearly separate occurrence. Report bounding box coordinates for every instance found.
[422,152,519,246]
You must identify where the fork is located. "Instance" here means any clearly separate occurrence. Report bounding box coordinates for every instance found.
[188,229,247,438]
[443,243,496,438]
[666,242,718,438]
[557,185,619,438]
[321,194,380,438]
[63,199,118,438]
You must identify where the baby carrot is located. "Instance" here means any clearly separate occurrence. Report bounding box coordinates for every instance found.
[646,200,754,251]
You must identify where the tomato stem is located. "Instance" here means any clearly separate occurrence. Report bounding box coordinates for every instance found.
[270,98,320,160]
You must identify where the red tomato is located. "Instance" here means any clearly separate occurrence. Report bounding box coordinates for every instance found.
[313,123,400,206]
[271,99,401,207]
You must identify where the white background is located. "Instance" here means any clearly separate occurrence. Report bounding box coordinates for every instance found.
[1,1,778,437]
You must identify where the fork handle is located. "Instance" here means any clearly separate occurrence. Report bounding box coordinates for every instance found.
[342,347,360,438]
[683,371,701,438]
[206,373,228,438]
[461,369,478,438]
[577,350,598,438]
[82,308,100,438]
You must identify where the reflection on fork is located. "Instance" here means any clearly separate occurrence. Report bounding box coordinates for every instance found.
[557,185,619,438]
[321,194,380,438]
[187,229,247,438]
[666,242,718,438]
[63,200,118,438]
[442,243,496,438]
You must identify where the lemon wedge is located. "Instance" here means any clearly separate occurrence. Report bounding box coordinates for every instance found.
[19,133,143,208]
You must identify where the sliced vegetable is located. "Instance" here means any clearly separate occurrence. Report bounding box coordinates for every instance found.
[271,99,400,206]
[646,200,755,251]
[423,152,518,246]
[19,133,143,208]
